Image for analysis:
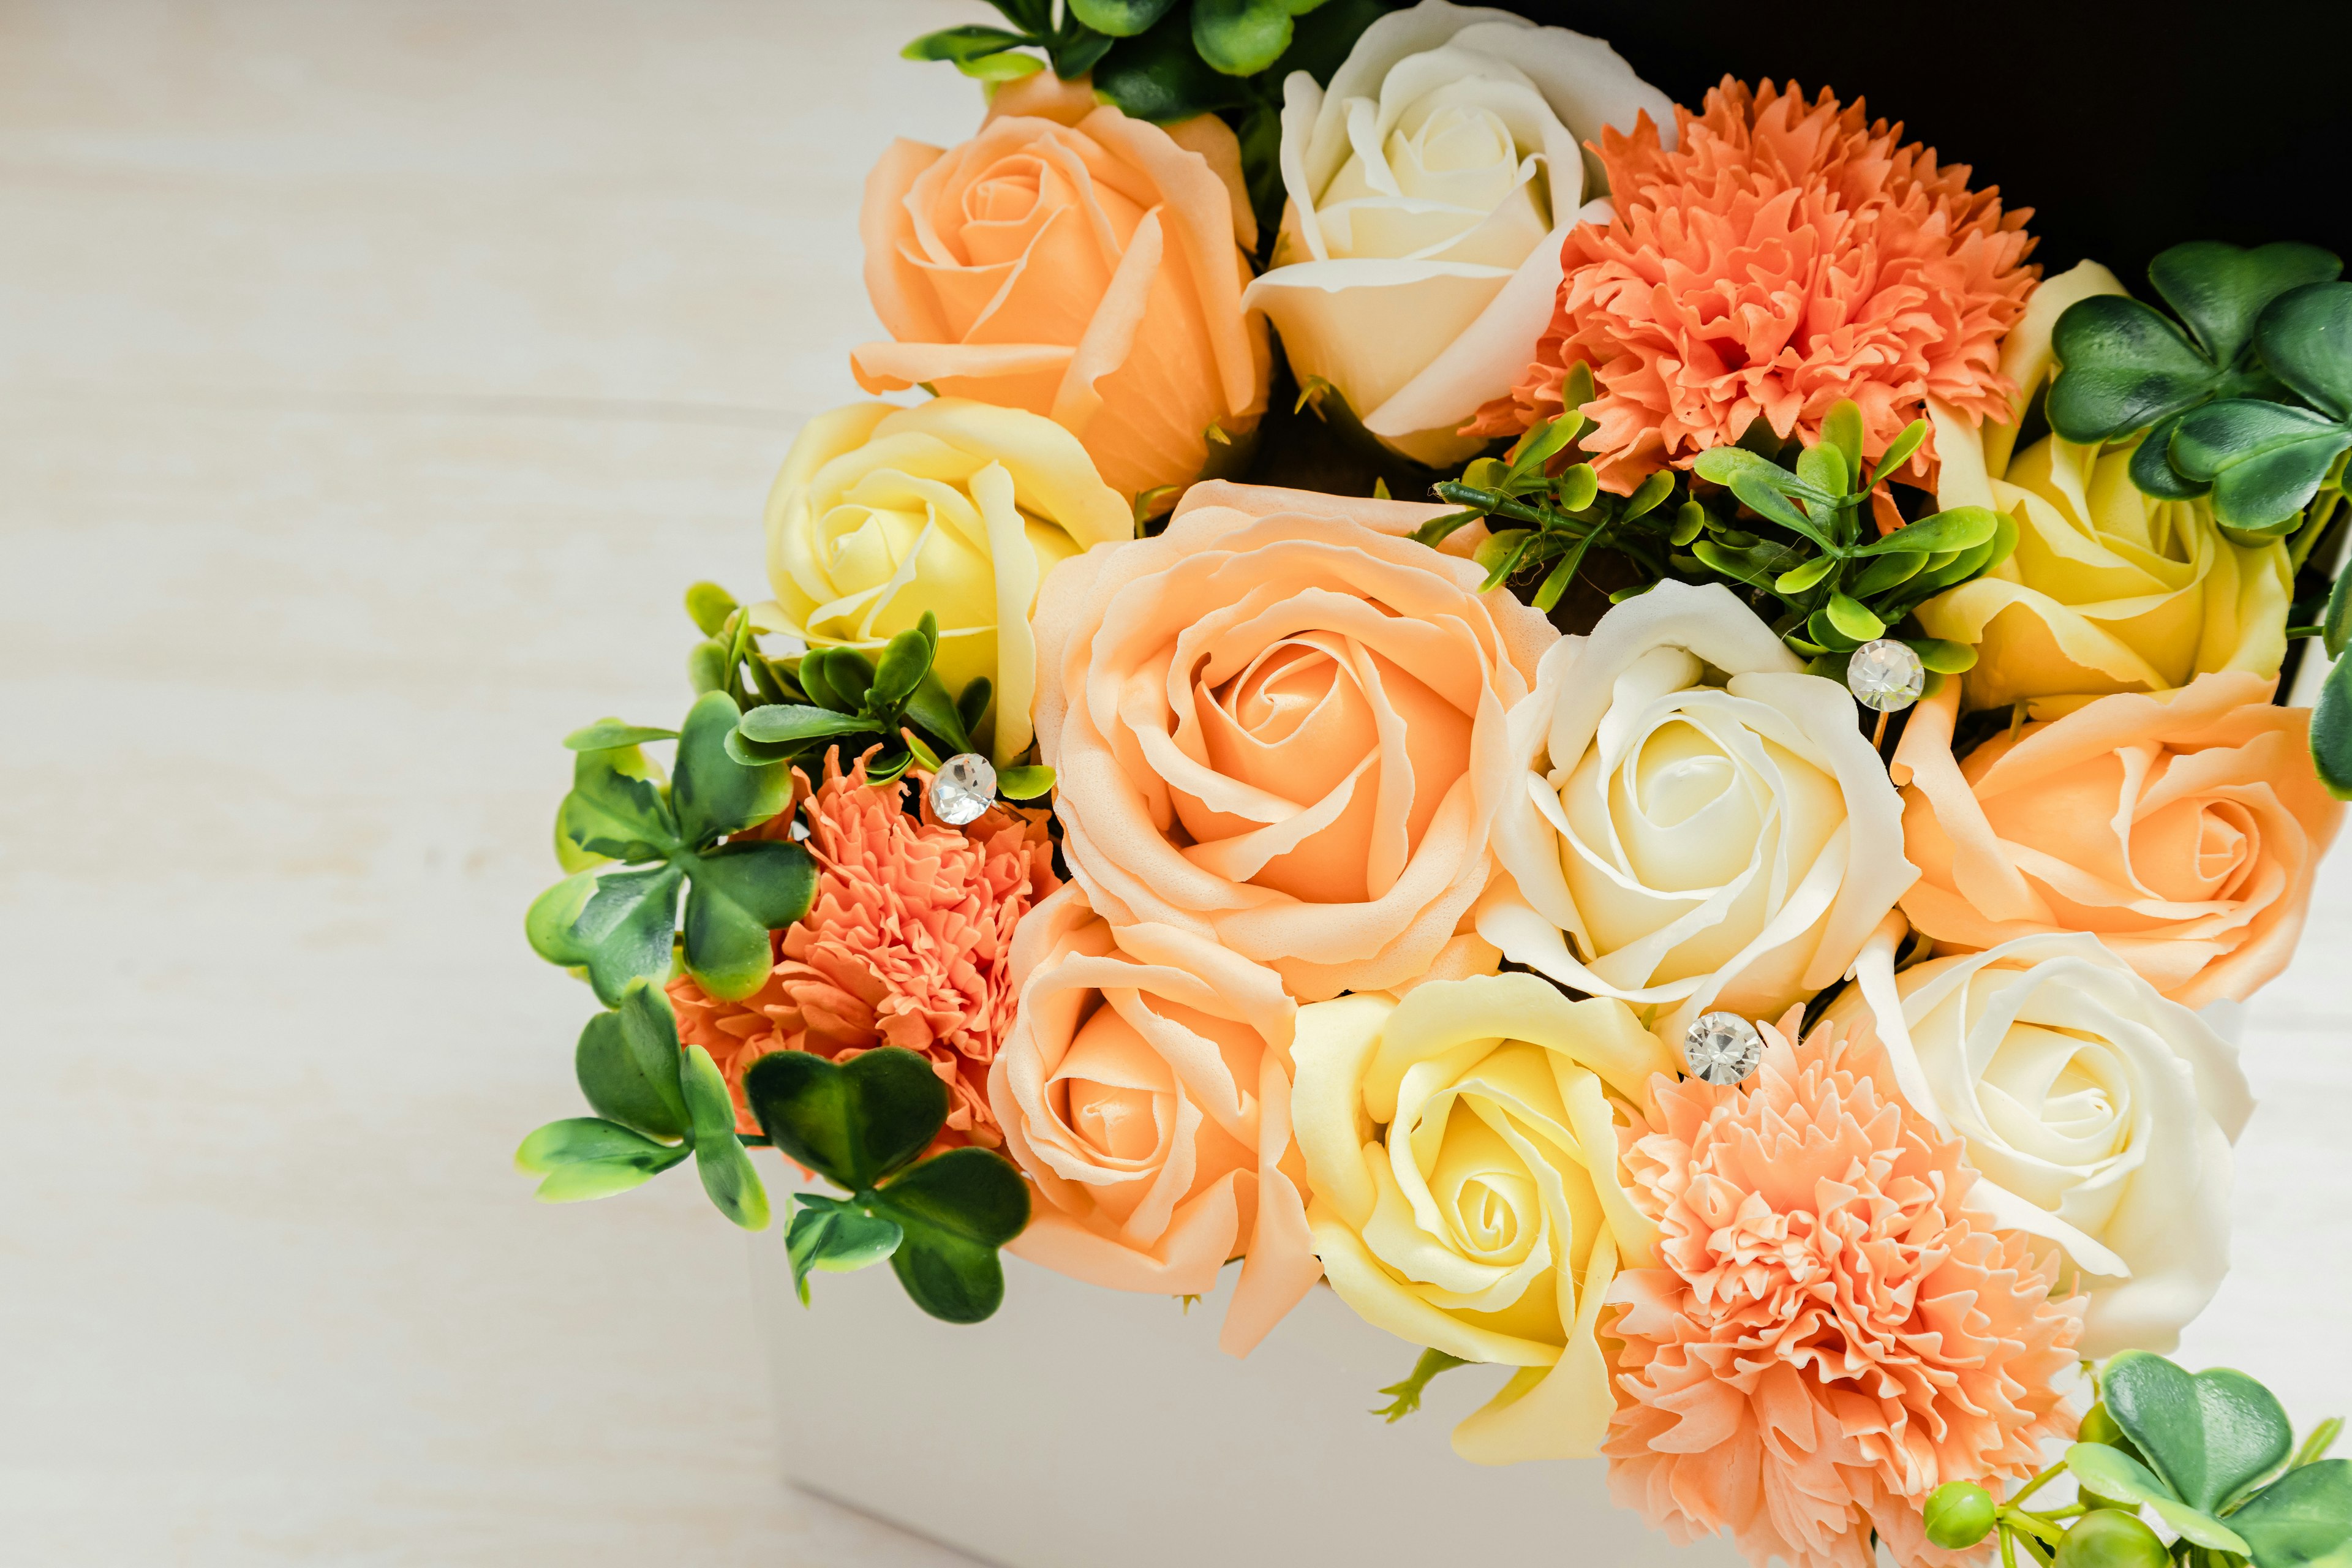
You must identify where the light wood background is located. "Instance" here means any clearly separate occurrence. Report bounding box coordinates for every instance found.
[5,2,2347,1563]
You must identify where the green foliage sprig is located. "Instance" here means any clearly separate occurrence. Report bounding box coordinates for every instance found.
[2048,243,2344,529]
[514,979,771,1229]
[1425,373,2005,679]
[747,1048,1031,1324]
[526,690,813,1005]
[1920,1351,2350,1568]
[902,1,1395,239]
[728,611,988,787]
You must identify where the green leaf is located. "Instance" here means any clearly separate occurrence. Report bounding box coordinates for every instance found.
[866,626,936,715]
[1474,528,1532,590]
[2049,295,2233,442]
[566,864,686,1006]
[2322,574,2352,663]
[2105,1351,2296,1515]
[1730,470,1830,543]
[1910,638,1978,674]
[2171,399,2352,531]
[1903,509,2019,597]
[1850,550,1926,597]
[902,23,1031,62]
[684,581,738,638]
[1854,505,2002,557]
[575,1008,688,1140]
[1193,0,1295,75]
[805,648,873,712]
[2233,1460,2352,1568]
[872,1146,1031,1324]
[1774,555,1838,594]
[2157,240,2343,370]
[2260,280,2352,420]
[1866,418,1930,488]
[613,978,693,1134]
[515,1117,691,1202]
[1621,467,1675,522]
[1555,463,1600,513]
[1531,551,1578,612]
[2129,412,2212,499]
[563,721,677,751]
[1372,1348,1469,1423]
[728,703,873,768]
[1690,538,1786,592]
[783,1193,905,1305]
[2312,655,2352,800]
[525,870,598,967]
[996,764,1054,800]
[672,690,790,848]
[677,839,809,1000]
[1796,440,1849,502]
[903,669,973,755]
[1670,502,1708,546]
[743,1046,949,1193]
[1093,4,1250,120]
[2068,1442,2187,1510]
[1824,594,1884,642]
[558,742,677,862]
[1504,412,1582,485]
[1066,0,1176,35]
[682,1044,769,1230]
[2298,1419,2347,1470]
[1819,402,1864,492]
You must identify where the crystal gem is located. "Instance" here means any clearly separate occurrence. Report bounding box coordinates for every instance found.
[927,752,997,826]
[1681,1011,1764,1086]
[1847,638,1926,712]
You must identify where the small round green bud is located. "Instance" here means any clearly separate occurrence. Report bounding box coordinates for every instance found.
[1923,1482,1996,1548]
[2080,1400,2126,1448]
[2052,1507,2168,1568]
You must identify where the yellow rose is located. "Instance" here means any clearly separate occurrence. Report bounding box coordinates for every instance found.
[1921,263,2291,714]
[1289,972,1673,1464]
[756,398,1130,766]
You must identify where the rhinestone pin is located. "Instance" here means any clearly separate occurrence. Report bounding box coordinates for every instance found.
[1682,1011,1765,1086]
[1847,638,1926,713]
[927,752,997,826]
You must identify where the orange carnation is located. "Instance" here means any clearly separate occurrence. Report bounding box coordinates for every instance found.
[669,748,1060,1148]
[1471,78,2037,492]
[1605,1010,2080,1568]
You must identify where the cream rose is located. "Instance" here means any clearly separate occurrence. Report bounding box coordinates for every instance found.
[1031,480,1555,1001]
[1827,928,2253,1357]
[1923,263,2291,714]
[1242,0,1671,466]
[990,884,1321,1357]
[1290,973,1674,1464]
[1478,580,1917,1040]
[756,398,1129,766]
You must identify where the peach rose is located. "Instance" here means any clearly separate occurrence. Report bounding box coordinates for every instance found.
[1893,671,2342,1006]
[990,884,1321,1357]
[1031,481,1557,1000]
[851,72,1269,505]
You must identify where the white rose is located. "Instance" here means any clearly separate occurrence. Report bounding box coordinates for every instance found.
[1828,928,2253,1357]
[1476,581,1917,1040]
[1240,0,1671,466]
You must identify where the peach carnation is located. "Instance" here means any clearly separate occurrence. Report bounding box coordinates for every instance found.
[669,747,1060,1147]
[1605,1009,2080,1568]
[1469,78,2038,492]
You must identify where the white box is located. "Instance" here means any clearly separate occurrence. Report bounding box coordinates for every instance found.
[754,1235,1740,1568]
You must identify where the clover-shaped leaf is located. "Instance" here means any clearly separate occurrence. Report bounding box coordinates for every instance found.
[681,1042,769,1231]
[2157,241,2345,369]
[2170,281,2352,532]
[575,1001,686,1140]
[530,692,810,1003]
[2105,1351,2295,1515]
[744,1047,945,1191]
[743,1047,1031,1323]
[2231,1458,2352,1568]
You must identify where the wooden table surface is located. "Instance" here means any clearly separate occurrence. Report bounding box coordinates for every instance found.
[6,3,2348,1562]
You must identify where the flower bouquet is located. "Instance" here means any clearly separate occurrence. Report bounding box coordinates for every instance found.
[513,3,2352,1563]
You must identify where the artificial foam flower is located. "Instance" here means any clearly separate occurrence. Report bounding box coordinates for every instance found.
[1243,0,1671,466]
[1477,580,1916,1043]
[669,747,1060,1146]
[1605,1011,2081,1568]
[1894,671,2341,1007]
[755,398,1129,768]
[1825,928,2252,1357]
[990,884,1321,1357]
[1469,77,2037,493]
[1923,263,2290,715]
[851,71,1268,505]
